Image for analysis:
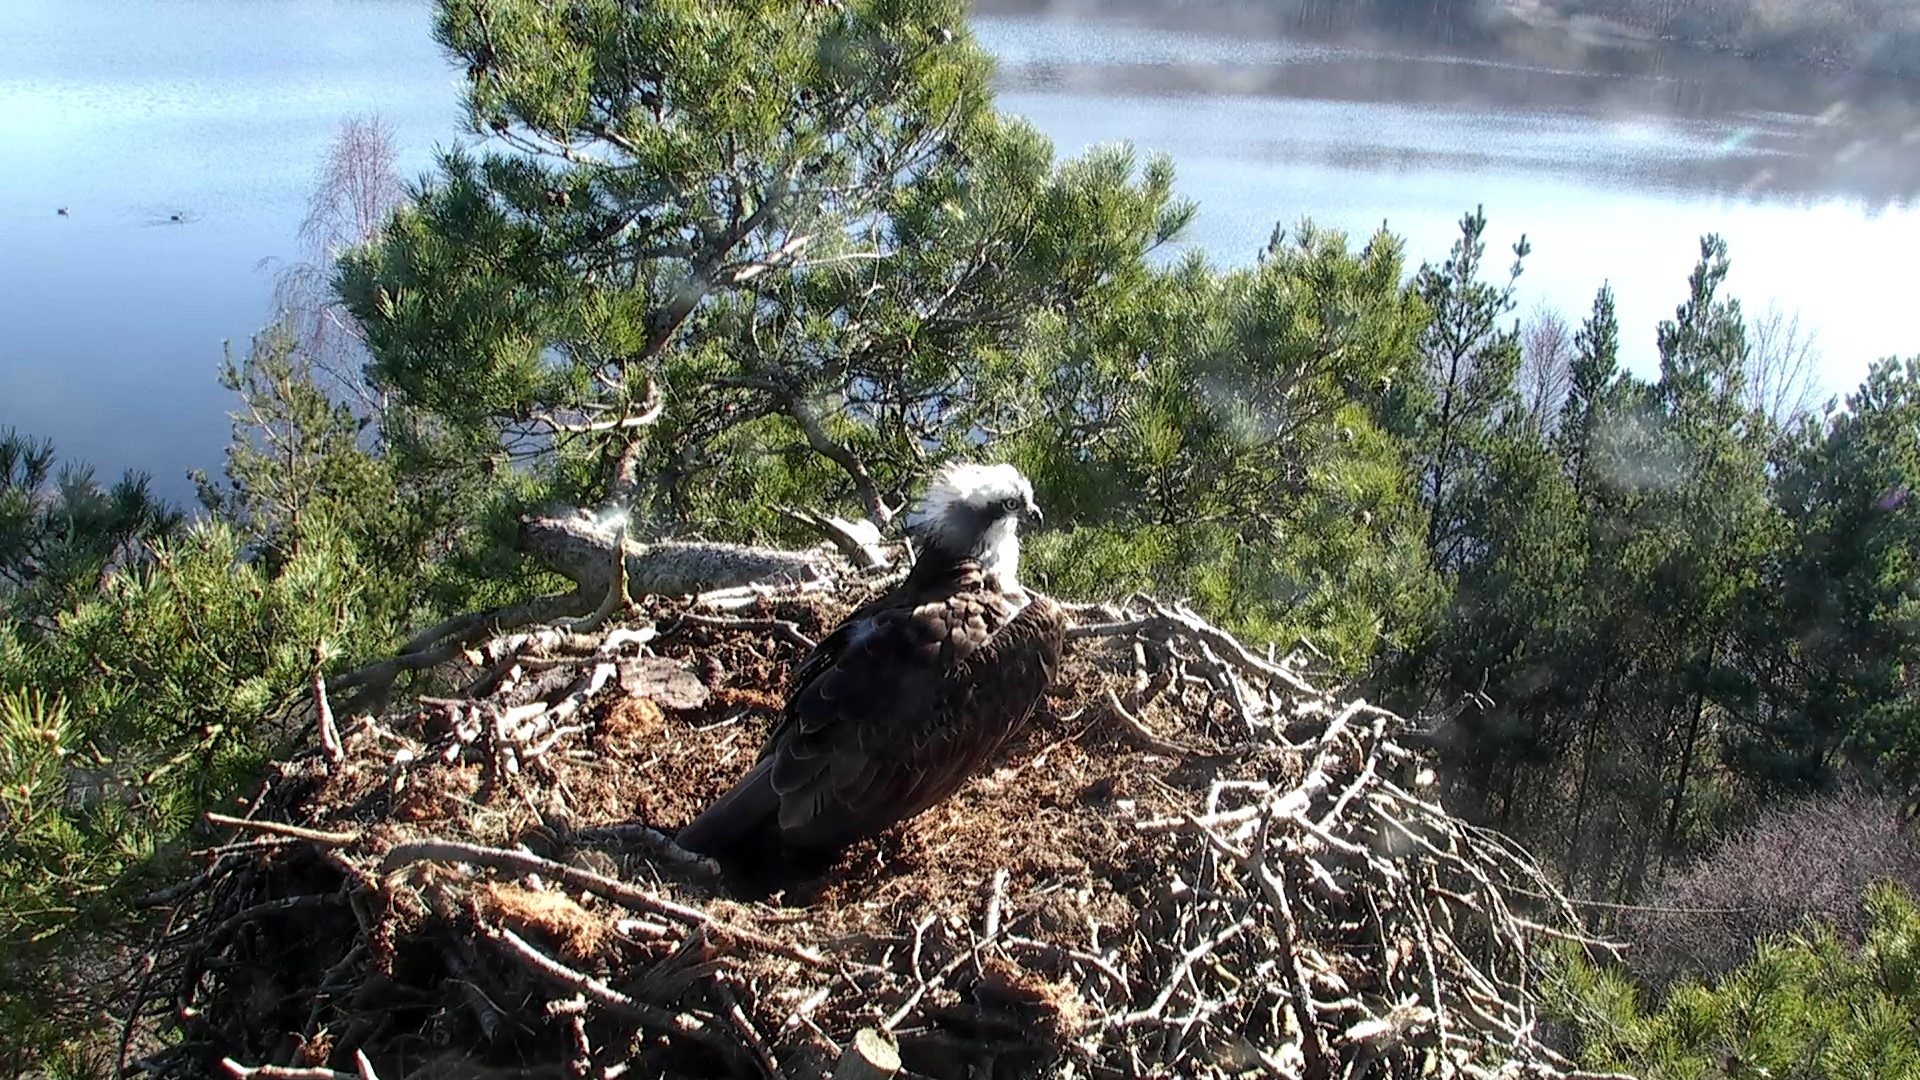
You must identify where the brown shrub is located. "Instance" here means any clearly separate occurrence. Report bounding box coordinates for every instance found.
[1628,787,1920,987]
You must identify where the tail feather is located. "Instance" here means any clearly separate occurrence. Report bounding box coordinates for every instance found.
[676,758,779,857]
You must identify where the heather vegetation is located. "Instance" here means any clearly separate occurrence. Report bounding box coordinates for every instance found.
[1548,880,1920,1079]
[3,0,1918,1074]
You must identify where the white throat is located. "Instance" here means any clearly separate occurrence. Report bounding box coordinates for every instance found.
[977,517,1023,595]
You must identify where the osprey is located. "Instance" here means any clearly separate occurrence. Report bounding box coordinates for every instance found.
[676,462,1066,879]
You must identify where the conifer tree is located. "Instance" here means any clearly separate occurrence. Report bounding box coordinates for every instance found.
[1552,882,1920,1080]
[1556,283,1621,495]
[1016,221,1438,664]
[338,0,1190,537]
[0,429,182,634]
[1388,205,1530,572]
[1733,357,1920,794]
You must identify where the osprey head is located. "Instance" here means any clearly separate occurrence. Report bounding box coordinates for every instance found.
[903,462,1043,586]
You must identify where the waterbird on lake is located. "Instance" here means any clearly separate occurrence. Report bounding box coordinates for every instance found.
[676,462,1065,883]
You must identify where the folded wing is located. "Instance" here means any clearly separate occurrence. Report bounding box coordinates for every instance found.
[678,588,1061,860]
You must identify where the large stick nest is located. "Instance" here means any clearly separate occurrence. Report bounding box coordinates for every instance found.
[131,576,1625,1080]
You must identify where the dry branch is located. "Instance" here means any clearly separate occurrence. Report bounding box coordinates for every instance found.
[220,1062,352,1080]
[313,661,343,764]
[520,512,841,601]
[203,812,360,848]
[147,582,1618,1080]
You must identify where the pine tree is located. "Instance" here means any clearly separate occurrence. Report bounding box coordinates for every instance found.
[0,429,182,633]
[1732,357,1920,795]
[1388,205,1530,573]
[338,0,1191,541]
[1015,220,1438,666]
[1551,882,1920,1080]
[1557,283,1621,495]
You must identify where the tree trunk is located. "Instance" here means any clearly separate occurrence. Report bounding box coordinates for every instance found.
[1660,640,1715,871]
[1565,669,1613,892]
[1618,706,1673,903]
[1495,761,1519,827]
[518,511,841,600]
[1423,345,1467,563]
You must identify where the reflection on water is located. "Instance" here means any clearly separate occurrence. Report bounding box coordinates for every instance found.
[974,14,1920,207]
[978,14,1359,67]
[976,12,1920,417]
[0,2,1916,503]
[0,0,461,504]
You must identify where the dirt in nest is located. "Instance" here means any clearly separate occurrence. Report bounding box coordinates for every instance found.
[142,587,1577,1080]
[168,589,1263,1077]
[577,633,1276,927]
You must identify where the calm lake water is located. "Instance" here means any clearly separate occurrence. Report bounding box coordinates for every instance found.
[3,1,1917,503]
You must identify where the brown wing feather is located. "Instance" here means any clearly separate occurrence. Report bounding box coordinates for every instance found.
[674,590,912,857]
[765,583,1064,853]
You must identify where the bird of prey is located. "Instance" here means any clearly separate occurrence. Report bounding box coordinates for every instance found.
[676,462,1065,880]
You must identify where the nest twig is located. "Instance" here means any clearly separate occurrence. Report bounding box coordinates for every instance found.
[131,583,1624,1080]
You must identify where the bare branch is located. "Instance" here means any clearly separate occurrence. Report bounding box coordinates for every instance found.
[313,658,343,765]
[783,391,893,529]
[667,612,818,652]
[327,591,592,710]
[268,114,406,413]
[222,1061,352,1080]
[534,374,665,436]
[1101,686,1200,756]
[204,812,361,848]
[519,511,839,600]
[778,506,893,570]
[1519,302,1574,428]
[1745,300,1823,427]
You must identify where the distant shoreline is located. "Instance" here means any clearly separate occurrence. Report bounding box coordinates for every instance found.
[969,0,1920,83]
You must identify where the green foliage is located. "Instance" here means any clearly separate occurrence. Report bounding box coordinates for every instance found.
[193,328,551,631]
[638,131,1195,538]
[0,687,146,948]
[0,293,552,1073]
[42,520,390,784]
[1412,411,1587,792]
[0,687,143,1078]
[340,0,1006,501]
[0,331,504,1067]
[1556,282,1622,492]
[1388,204,1529,572]
[336,0,1213,561]
[194,330,398,561]
[1551,883,1920,1079]
[1387,232,1913,905]
[0,490,427,1069]
[1015,220,1440,667]
[334,0,1435,661]
[1730,356,1920,795]
[0,428,182,632]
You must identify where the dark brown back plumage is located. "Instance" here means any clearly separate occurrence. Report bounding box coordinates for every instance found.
[675,551,1065,876]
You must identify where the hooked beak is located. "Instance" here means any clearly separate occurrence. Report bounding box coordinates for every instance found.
[1021,502,1044,526]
